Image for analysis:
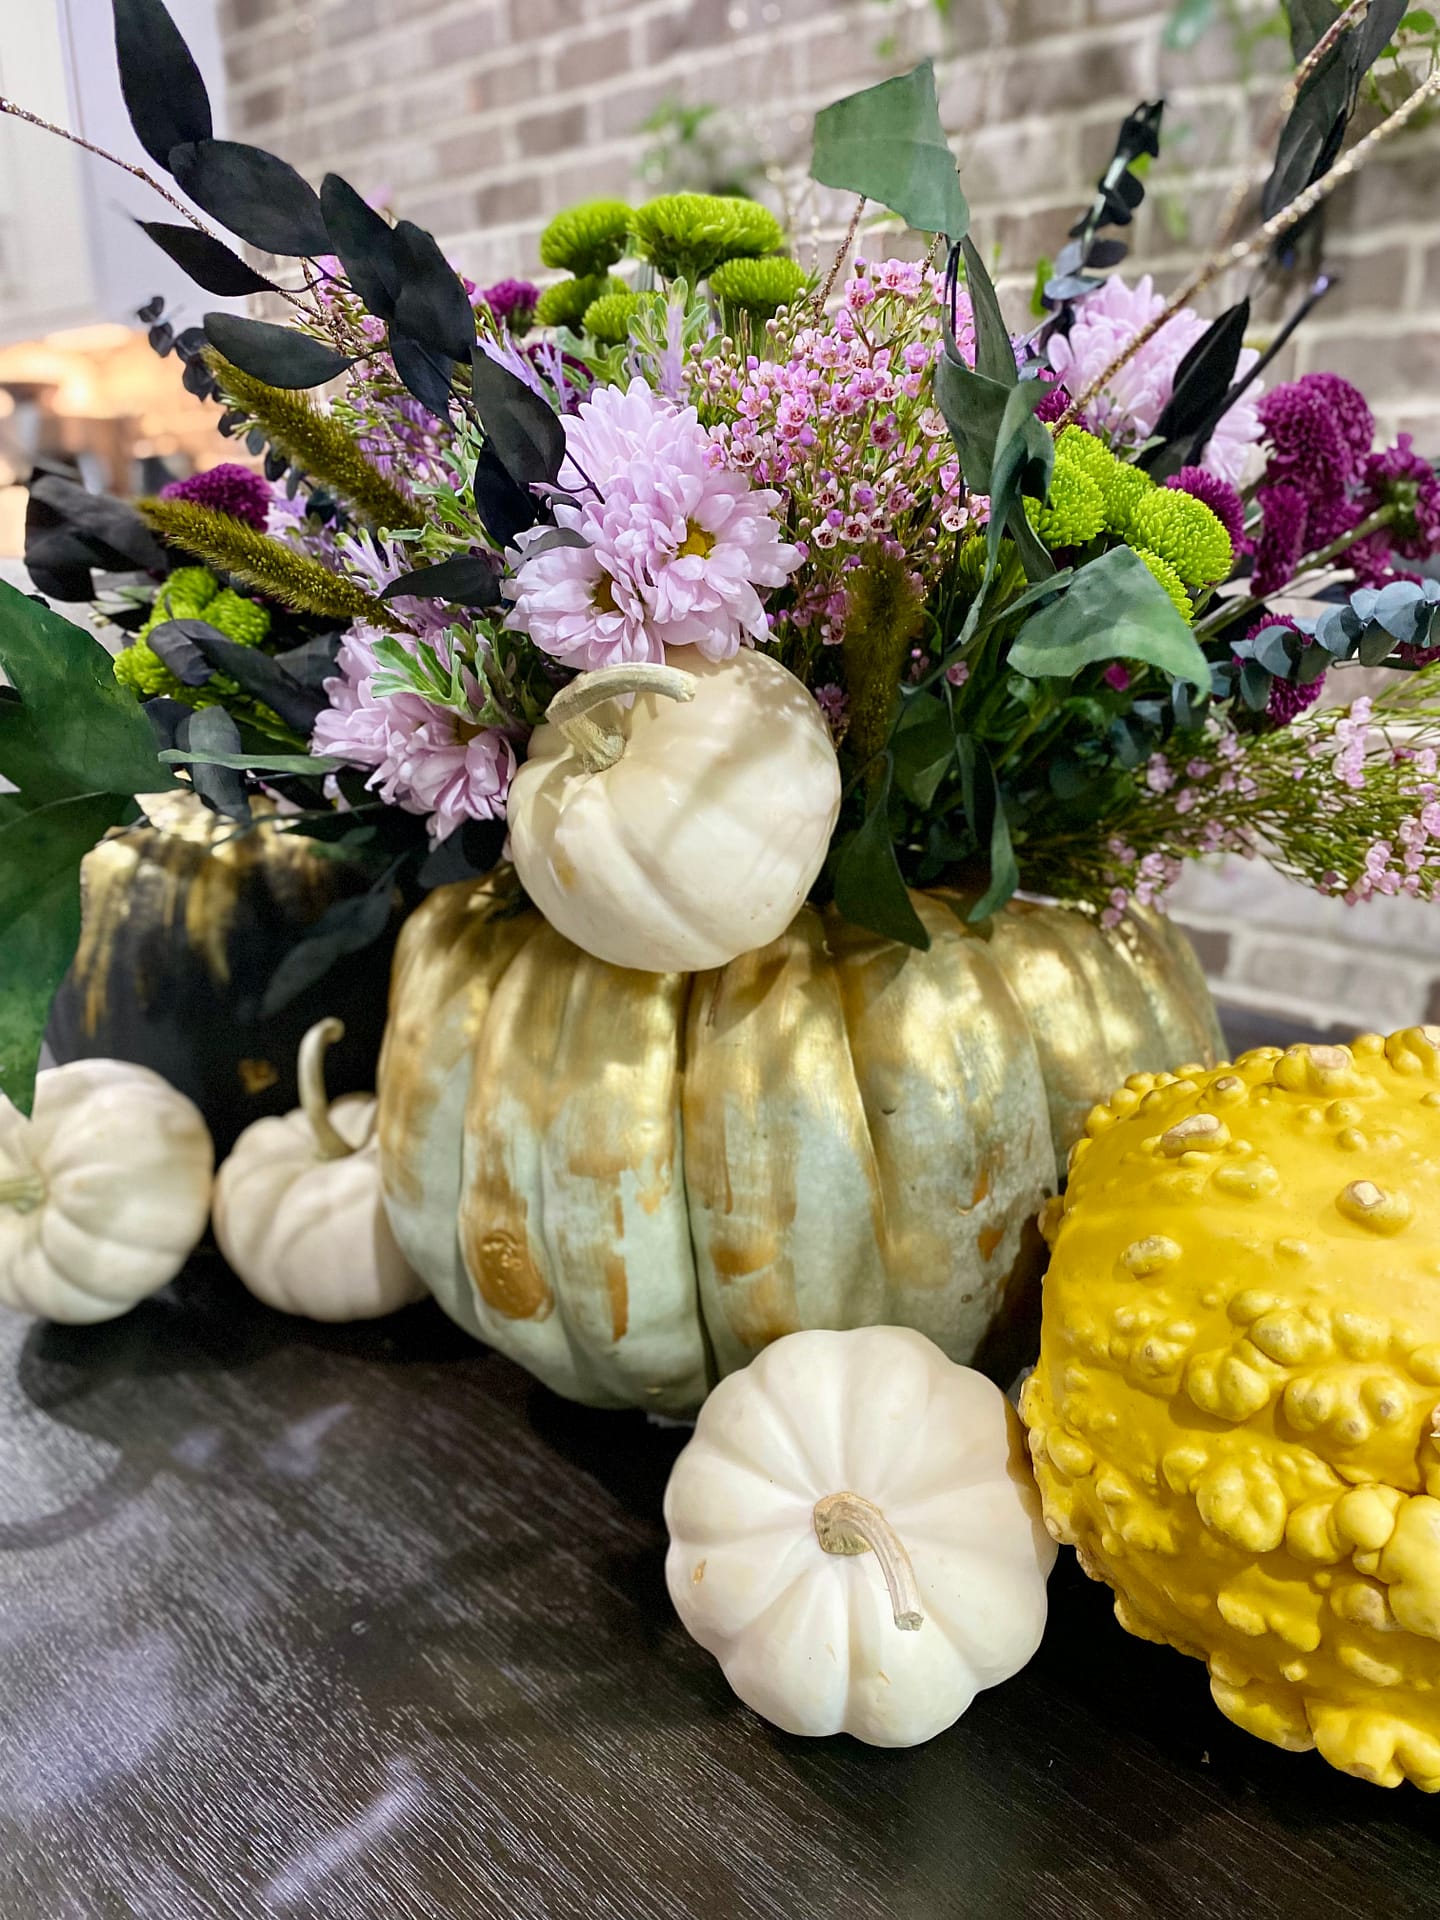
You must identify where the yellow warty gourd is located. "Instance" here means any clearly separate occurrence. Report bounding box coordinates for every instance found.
[1021,1028,1440,1792]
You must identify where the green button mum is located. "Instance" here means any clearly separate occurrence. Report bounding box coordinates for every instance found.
[539,200,632,277]
[709,256,809,321]
[535,274,628,331]
[629,194,784,283]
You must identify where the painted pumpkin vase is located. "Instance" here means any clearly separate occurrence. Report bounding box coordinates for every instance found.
[377,874,1221,1414]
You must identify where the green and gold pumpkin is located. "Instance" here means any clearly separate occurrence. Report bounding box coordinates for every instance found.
[377,874,1221,1414]
[47,792,398,1153]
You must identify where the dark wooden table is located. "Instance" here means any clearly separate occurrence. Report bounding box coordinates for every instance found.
[3,1008,1438,1919]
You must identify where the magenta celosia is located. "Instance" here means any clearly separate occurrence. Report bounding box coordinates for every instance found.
[1356,433,1440,561]
[1251,483,1310,598]
[504,378,799,668]
[159,462,272,530]
[481,278,540,332]
[1256,373,1373,550]
[1044,274,1263,485]
[1166,466,1248,554]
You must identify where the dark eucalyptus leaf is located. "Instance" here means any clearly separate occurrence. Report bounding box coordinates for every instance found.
[179,707,250,822]
[259,865,400,1017]
[378,554,502,608]
[145,619,217,687]
[389,331,456,418]
[392,221,476,362]
[272,633,343,690]
[135,220,276,295]
[176,624,325,734]
[470,350,567,491]
[1142,299,1250,476]
[204,312,353,389]
[1354,0,1408,70]
[1084,237,1130,269]
[170,140,328,256]
[112,0,212,171]
[471,446,542,546]
[519,528,590,559]
[1315,602,1364,654]
[1044,272,1103,304]
[142,696,192,751]
[1297,642,1330,684]
[321,174,403,320]
[418,818,508,888]
[24,472,166,599]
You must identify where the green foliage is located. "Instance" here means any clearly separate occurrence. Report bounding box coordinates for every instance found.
[539,200,632,276]
[535,274,626,330]
[582,290,642,346]
[1008,546,1207,682]
[0,583,174,1110]
[709,255,809,320]
[140,497,377,618]
[810,58,968,239]
[629,194,783,282]
[1127,487,1233,587]
[210,354,414,531]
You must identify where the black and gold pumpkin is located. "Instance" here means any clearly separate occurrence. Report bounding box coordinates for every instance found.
[47,792,398,1153]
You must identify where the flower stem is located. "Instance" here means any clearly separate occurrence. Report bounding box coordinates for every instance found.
[0,1173,46,1213]
[812,1490,924,1632]
[1194,505,1395,637]
[546,663,696,774]
[298,1018,357,1161]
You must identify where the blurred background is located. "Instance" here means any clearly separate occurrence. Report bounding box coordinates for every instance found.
[2,0,1438,1031]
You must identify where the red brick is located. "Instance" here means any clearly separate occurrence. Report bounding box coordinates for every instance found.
[555,27,632,93]
[431,7,504,65]
[516,106,579,159]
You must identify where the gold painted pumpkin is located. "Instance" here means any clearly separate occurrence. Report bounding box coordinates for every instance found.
[1021,1030,1440,1792]
[47,792,398,1153]
[377,873,1220,1415]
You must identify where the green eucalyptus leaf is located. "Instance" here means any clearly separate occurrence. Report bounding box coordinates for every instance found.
[892,692,955,809]
[158,747,343,774]
[960,238,1015,388]
[954,736,1018,921]
[0,792,133,1112]
[832,761,930,950]
[933,350,1010,494]
[1007,546,1208,690]
[811,59,968,239]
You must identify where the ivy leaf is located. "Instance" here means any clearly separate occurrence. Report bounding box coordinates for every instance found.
[112,0,212,171]
[204,312,354,389]
[392,221,477,362]
[378,554,501,608]
[135,221,275,295]
[832,761,930,950]
[170,140,329,256]
[811,59,968,239]
[1008,546,1209,689]
[470,349,567,492]
[0,583,172,803]
[0,793,134,1112]
[321,173,403,320]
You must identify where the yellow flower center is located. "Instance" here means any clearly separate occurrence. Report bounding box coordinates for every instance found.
[592,571,620,614]
[677,521,716,559]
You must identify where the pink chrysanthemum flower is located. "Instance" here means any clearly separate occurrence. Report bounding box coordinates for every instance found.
[504,378,800,669]
[312,627,515,843]
[1045,274,1263,486]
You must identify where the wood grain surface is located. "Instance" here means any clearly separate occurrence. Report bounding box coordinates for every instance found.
[3,1010,1439,1918]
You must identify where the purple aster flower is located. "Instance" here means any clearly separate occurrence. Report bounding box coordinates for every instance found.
[1251,483,1309,597]
[1248,614,1325,726]
[1166,465,1248,555]
[504,378,800,670]
[480,278,539,334]
[160,462,271,530]
[1356,433,1440,562]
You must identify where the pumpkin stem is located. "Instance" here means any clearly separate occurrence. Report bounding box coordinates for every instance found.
[298,1018,357,1162]
[0,1172,46,1213]
[812,1491,924,1632]
[545,663,697,774]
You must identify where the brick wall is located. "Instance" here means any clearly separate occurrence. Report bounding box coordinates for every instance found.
[219,0,1440,1034]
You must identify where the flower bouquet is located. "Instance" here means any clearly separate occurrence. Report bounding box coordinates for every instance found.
[3,2,1440,1386]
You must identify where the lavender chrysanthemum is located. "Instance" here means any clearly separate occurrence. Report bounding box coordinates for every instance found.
[504,378,800,669]
[160,462,272,531]
[1166,466,1247,554]
[1045,275,1263,485]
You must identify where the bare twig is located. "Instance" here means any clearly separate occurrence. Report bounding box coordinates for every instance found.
[1057,65,1440,431]
[815,195,867,308]
[0,95,310,312]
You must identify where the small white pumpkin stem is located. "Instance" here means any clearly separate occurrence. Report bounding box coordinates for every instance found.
[0,1172,46,1213]
[298,1018,356,1162]
[812,1490,924,1632]
[546,663,696,774]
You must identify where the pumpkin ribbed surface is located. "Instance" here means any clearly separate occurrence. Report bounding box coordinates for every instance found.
[378,873,1219,1414]
[1021,1029,1440,1791]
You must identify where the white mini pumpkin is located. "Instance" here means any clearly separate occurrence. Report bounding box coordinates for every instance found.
[213,1018,423,1321]
[506,650,842,972]
[0,1059,213,1322]
[664,1325,1056,1747]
